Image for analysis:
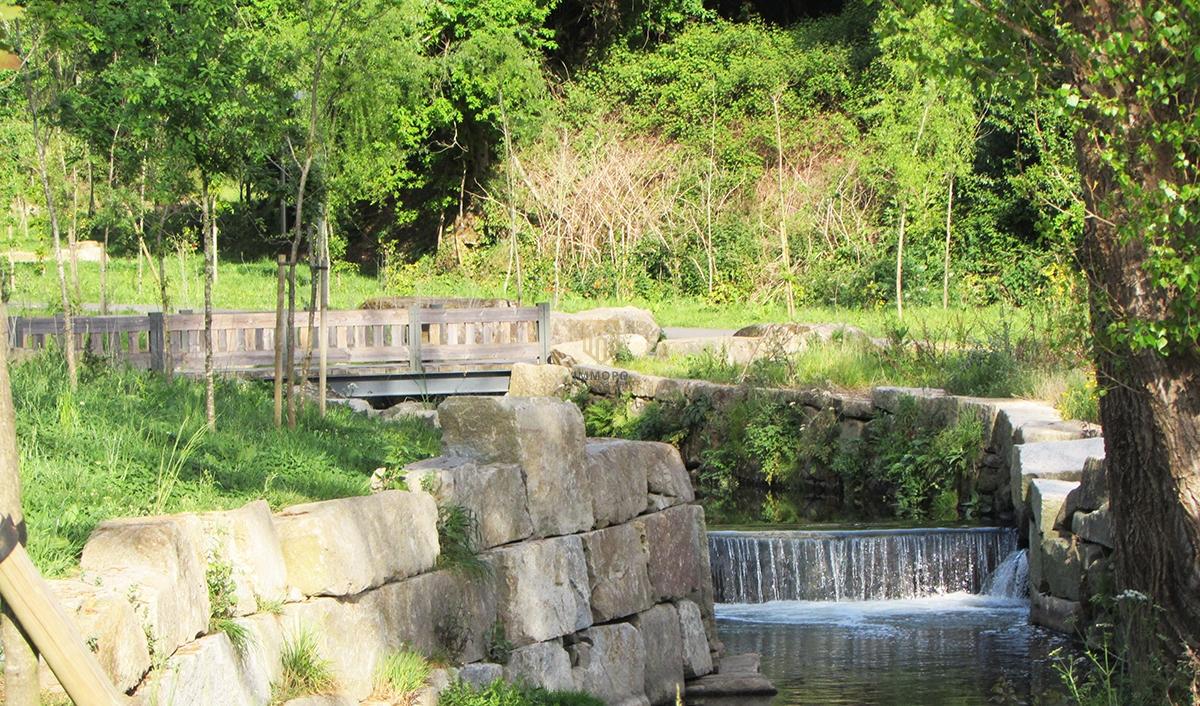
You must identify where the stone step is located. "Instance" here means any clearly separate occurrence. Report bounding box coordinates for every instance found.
[686,652,777,700]
[1010,437,1106,515]
[1028,477,1080,539]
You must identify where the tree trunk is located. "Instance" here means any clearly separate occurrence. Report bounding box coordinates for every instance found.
[154,207,172,379]
[287,155,312,429]
[942,175,954,309]
[773,91,795,319]
[0,300,39,706]
[65,164,81,306]
[895,205,906,320]
[201,182,216,430]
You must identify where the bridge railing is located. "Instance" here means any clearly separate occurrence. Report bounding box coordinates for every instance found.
[8,304,552,379]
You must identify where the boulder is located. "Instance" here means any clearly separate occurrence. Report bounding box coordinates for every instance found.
[676,599,714,678]
[233,612,287,700]
[585,439,651,527]
[40,580,150,694]
[491,536,592,647]
[379,401,440,430]
[1070,457,1109,514]
[80,515,210,658]
[1038,534,1083,602]
[458,663,504,689]
[637,505,711,605]
[439,397,593,537]
[684,652,777,699]
[328,397,374,416]
[1030,590,1082,634]
[134,633,257,706]
[633,604,685,706]
[504,640,574,691]
[1073,504,1114,549]
[274,490,439,597]
[198,499,289,616]
[364,569,498,664]
[281,597,389,700]
[551,307,661,346]
[550,334,650,367]
[640,441,694,504]
[580,524,654,622]
[733,322,876,346]
[569,623,649,706]
[1028,478,1080,538]
[1010,437,1106,519]
[653,337,763,366]
[404,456,533,549]
[507,362,574,397]
[872,386,958,425]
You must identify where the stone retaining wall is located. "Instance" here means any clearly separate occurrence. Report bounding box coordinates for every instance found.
[45,397,716,705]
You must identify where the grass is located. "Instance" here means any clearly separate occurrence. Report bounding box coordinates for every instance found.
[12,352,441,577]
[373,650,432,701]
[438,679,605,706]
[273,628,337,702]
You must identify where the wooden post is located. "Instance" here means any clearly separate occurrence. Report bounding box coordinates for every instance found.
[408,307,422,373]
[273,254,286,429]
[148,311,166,375]
[537,302,551,364]
[0,520,126,705]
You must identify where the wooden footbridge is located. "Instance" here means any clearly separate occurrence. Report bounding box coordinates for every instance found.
[7,303,552,397]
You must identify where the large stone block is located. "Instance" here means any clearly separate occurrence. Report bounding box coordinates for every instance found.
[404,456,533,549]
[274,490,439,597]
[198,499,289,616]
[80,515,210,658]
[1030,590,1082,634]
[633,604,685,706]
[1010,437,1106,518]
[676,599,713,679]
[1038,534,1083,602]
[492,536,592,647]
[585,439,651,527]
[234,612,287,701]
[135,633,259,706]
[551,307,661,346]
[439,397,593,537]
[281,597,389,700]
[505,640,574,691]
[637,505,711,606]
[1067,458,1109,516]
[507,362,574,397]
[40,580,150,694]
[1073,504,1114,549]
[551,334,651,367]
[639,441,693,504]
[569,623,650,706]
[581,524,654,622]
[364,568,498,664]
[1028,478,1079,538]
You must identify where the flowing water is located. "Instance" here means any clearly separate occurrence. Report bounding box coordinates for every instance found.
[709,528,1070,706]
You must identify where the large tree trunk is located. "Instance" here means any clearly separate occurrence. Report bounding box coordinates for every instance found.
[1074,90,1200,692]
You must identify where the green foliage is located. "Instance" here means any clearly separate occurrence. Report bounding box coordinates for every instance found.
[274,628,337,702]
[11,352,438,576]
[484,619,513,665]
[438,679,604,706]
[206,554,237,626]
[1057,369,1101,424]
[436,504,490,577]
[374,649,431,700]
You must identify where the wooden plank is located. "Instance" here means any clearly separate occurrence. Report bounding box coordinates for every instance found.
[415,307,541,324]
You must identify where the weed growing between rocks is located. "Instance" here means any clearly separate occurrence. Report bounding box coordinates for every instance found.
[436,504,490,578]
[206,552,251,653]
[484,620,513,665]
[273,628,337,702]
[438,679,604,706]
[373,649,431,702]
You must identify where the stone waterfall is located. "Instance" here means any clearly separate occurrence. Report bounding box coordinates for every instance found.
[709,527,1019,603]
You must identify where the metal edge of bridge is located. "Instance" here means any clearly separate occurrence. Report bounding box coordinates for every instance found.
[326,369,513,398]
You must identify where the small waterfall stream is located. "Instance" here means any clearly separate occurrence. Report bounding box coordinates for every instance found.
[709,527,1019,603]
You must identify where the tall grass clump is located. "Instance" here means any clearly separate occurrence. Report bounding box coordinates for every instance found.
[373,649,431,702]
[438,678,604,706]
[273,628,336,702]
[11,352,440,576]
[436,504,490,578]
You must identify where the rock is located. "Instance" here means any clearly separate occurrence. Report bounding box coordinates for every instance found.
[640,441,694,504]
[1038,534,1083,602]
[550,334,650,367]
[633,604,685,705]
[364,569,498,665]
[439,397,593,537]
[274,490,439,597]
[654,336,764,366]
[585,439,651,527]
[1009,437,1106,518]
[1075,457,1109,513]
[569,623,649,706]
[458,663,504,689]
[404,456,533,549]
[283,696,356,706]
[491,536,592,647]
[733,322,875,346]
[872,386,959,425]
[676,599,714,678]
[328,397,374,415]
[580,524,654,622]
[1073,504,1114,549]
[504,640,574,691]
[233,612,287,700]
[637,505,711,605]
[551,307,661,347]
[683,652,776,699]
[134,633,259,706]
[197,499,289,616]
[281,597,388,700]
[838,419,867,443]
[1016,419,1101,444]
[1028,478,1080,538]
[40,580,151,694]
[379,401,440,429]
[1030,590,1082,634]
[507,362,574,397]
[80,515,210,658]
